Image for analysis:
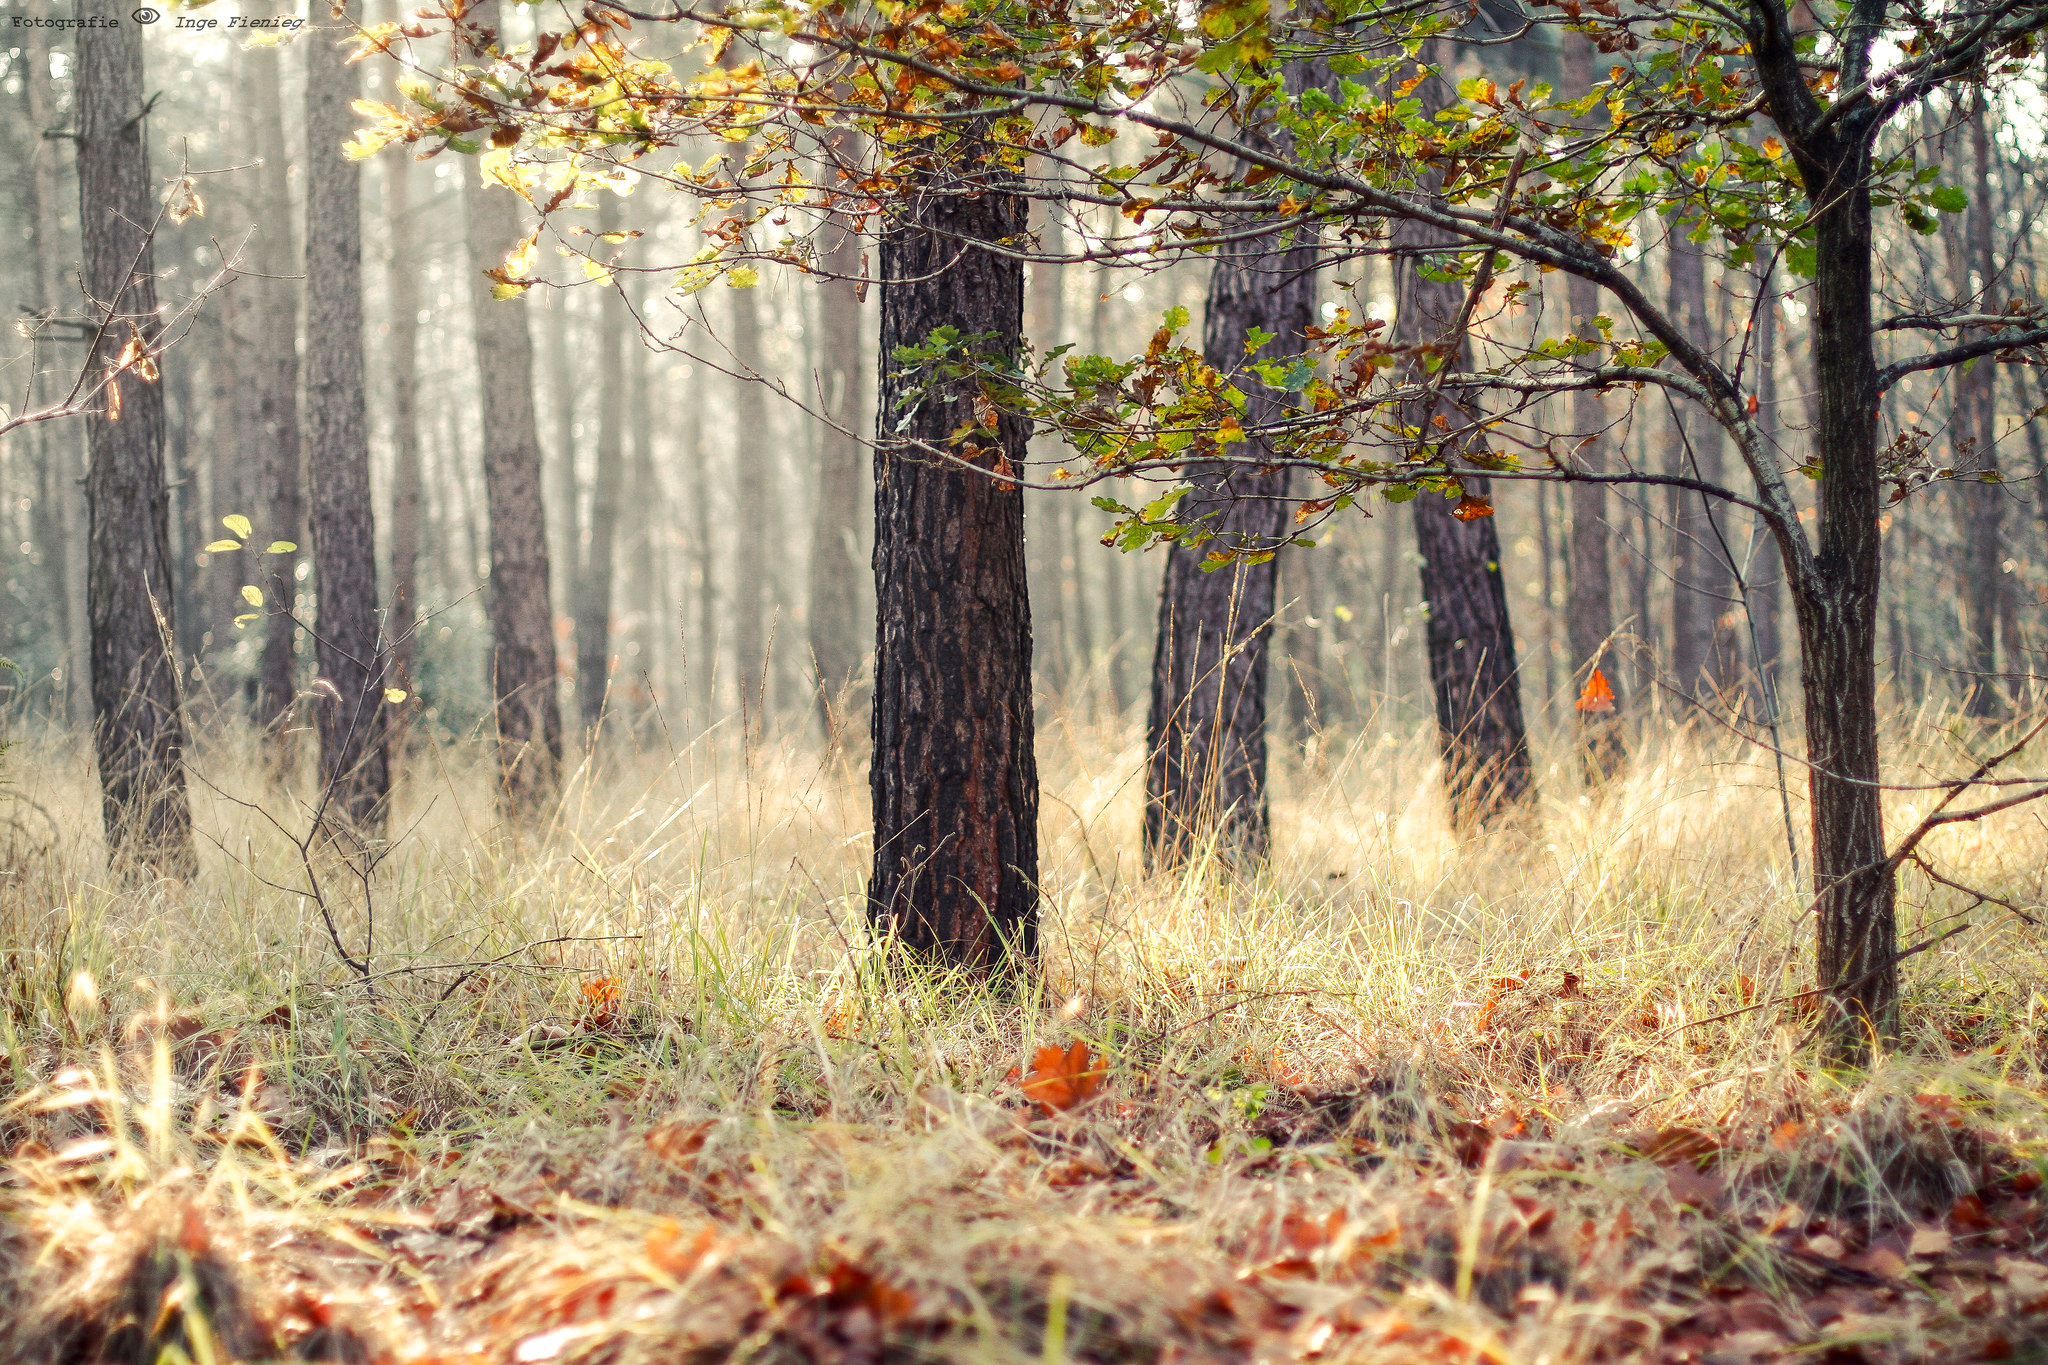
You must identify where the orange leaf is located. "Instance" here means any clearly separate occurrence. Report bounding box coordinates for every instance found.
[1575,668,1616,714]
[1450,494,1494,521]
[1019,1041,1103,1116]
[580,976,622,1029]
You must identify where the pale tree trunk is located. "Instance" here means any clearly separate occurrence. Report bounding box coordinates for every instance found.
[1666,227,1740,700]
[729,284,771,730]
[1955,103,2008,717]
[869,144,1037,966]
[808,178,866,738]
[249,41,305,753]
[1749,265,1787,704]
[383,105,424,717]
[545,296,579,633]
[1026,198,1068,688]
[462,1,561,817]
[204,288,248,674]
[574,196,628,744]
[1396,45,1533,827]
[303,9,390,832]
[77,0,196,879]
[688,352,718,733]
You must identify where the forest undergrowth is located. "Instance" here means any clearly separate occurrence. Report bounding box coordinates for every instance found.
[2,695,2047,1363]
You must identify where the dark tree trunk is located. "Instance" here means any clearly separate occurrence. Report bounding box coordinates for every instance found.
[1143,58,1334,866]
[809,181,866,737]
[868,149,1038,967]
[249,42,305,752]
[76,0,196,879]
[462,0,562,818]
[1394,48,1533,827]
[574,197,627,743]
[302,9,390,832]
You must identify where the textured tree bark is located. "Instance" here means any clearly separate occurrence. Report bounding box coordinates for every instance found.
[462,0,562,818]
[303,13,391,833]
[809,182,867,737]
[249,42,305,753]
[1394,48,1533,828]
[76,1,196,879]
[382,85,424,719]
[1665,227,1739,699]
[730,284,771,728]
[1955,104,2007,718]
[1143,58,1333,867]
[868,146,1038,967]
[574,196,627,743]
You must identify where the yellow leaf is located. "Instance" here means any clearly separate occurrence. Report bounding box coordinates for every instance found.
[726,266,760,288]
[223,515,253,539]
[233,612,260,628]
[384,688,409,704]
[204,539,243,553]
[265,540,297,554]
[241,585,263,607]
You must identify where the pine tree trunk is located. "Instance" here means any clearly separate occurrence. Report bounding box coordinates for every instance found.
[1956,105,2006,717]
[809,187,866,737]
[729,287,770,728]
[249,42,305,752]
[76,1,196,879]
[868,149,1038,967]
[302,11,391,833]
[1565,267,1625,779]
[1750,266,1787,704]
[574,197,627,743]
[384,115,424,712]
[1666,227,1738,699]
[462,0,562,818]
[1394,47,1533,827]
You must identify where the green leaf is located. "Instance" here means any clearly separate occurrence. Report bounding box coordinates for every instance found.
[266,541,297,554]
[1929,185,1969,214]
[222,514,253,539]
[240,585,263,607]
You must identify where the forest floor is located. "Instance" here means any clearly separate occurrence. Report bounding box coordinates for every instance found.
[2,702,2047,1364]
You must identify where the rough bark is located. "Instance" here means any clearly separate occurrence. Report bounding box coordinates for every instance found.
[1143,58,1332,867]
[76,1,196,878]
[868,146,1038,967]
[1666,227,1739,698]
[462,0,562,818]
[1395,47,1534,827]
[809,179,866,736]
[574,196,628,742]
[249,42,305,751]
[302,11,391,833]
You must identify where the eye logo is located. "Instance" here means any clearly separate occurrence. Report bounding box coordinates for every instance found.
[132,6,159,20]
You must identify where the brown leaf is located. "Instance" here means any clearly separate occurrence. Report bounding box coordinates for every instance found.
[1020,1041,1103,1116]
[647,1118,714,1172]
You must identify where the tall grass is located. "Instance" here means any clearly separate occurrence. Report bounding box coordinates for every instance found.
[2,697,2045,1361]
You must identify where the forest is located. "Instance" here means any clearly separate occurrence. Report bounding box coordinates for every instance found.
[3,0,2048,1358]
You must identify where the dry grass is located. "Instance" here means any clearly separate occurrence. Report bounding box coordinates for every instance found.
[2,699,2047,1363]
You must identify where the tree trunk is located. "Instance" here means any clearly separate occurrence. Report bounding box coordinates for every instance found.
[545,301,580,638]
[76,1,196,879]
[301,9,391,833]
[1750,264,1787,708]
[809,182,866,738]
[574,197,627,743]
[869,147,1038,967]
[382,7,423,725]
[1666,227,1739,700]
[463,0,562,817]
[729,285,771,729]
[1395,49,1534,827]
[249,42,305,752]
[1956,104,2006,717]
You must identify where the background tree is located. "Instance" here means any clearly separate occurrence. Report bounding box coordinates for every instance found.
[573,195,628,744]
[460,0,563,817]
[807,167,867,737]
[304,7,392,831]
[76,0,196,878]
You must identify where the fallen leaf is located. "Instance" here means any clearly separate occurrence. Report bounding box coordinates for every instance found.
[1576,668,1616,714]
[1020,1041,1103,1116]
[1909,1226,1953,1258]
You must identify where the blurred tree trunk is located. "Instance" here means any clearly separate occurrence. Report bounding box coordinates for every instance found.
[1026,200,1068,689]
[462,0,561,818]
[204,288,248,676]
[625,267,663,725]
[1749,265,1787,707]
[1559,36,1624,781]
[1143,60,1332,867]
[869,144,1038,967]
[76,2,196,879]
[1397,43,1533,826]
[809,180,866,739]
[303,11,390,833]
[545,296,579,639]
[1955,103,2008,717]
[25,4,88,727]
[574,196,627,744]
[383,107,424,719]
[730,285,770,730]
[1666,226,1738,701]
[249,41,305,754]
[688,352,718,733]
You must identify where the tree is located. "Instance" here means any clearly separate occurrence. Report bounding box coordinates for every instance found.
[1665,226,1740,701]
[381,0,426,718]
[807,160,867,736]
[459,0,563,818]
[304,7,391,832]
[574,194,628,743]
[75,0,196,879]
[868,142,1039,965]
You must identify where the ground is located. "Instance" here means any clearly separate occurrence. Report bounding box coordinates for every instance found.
[2,704,2045,1363]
